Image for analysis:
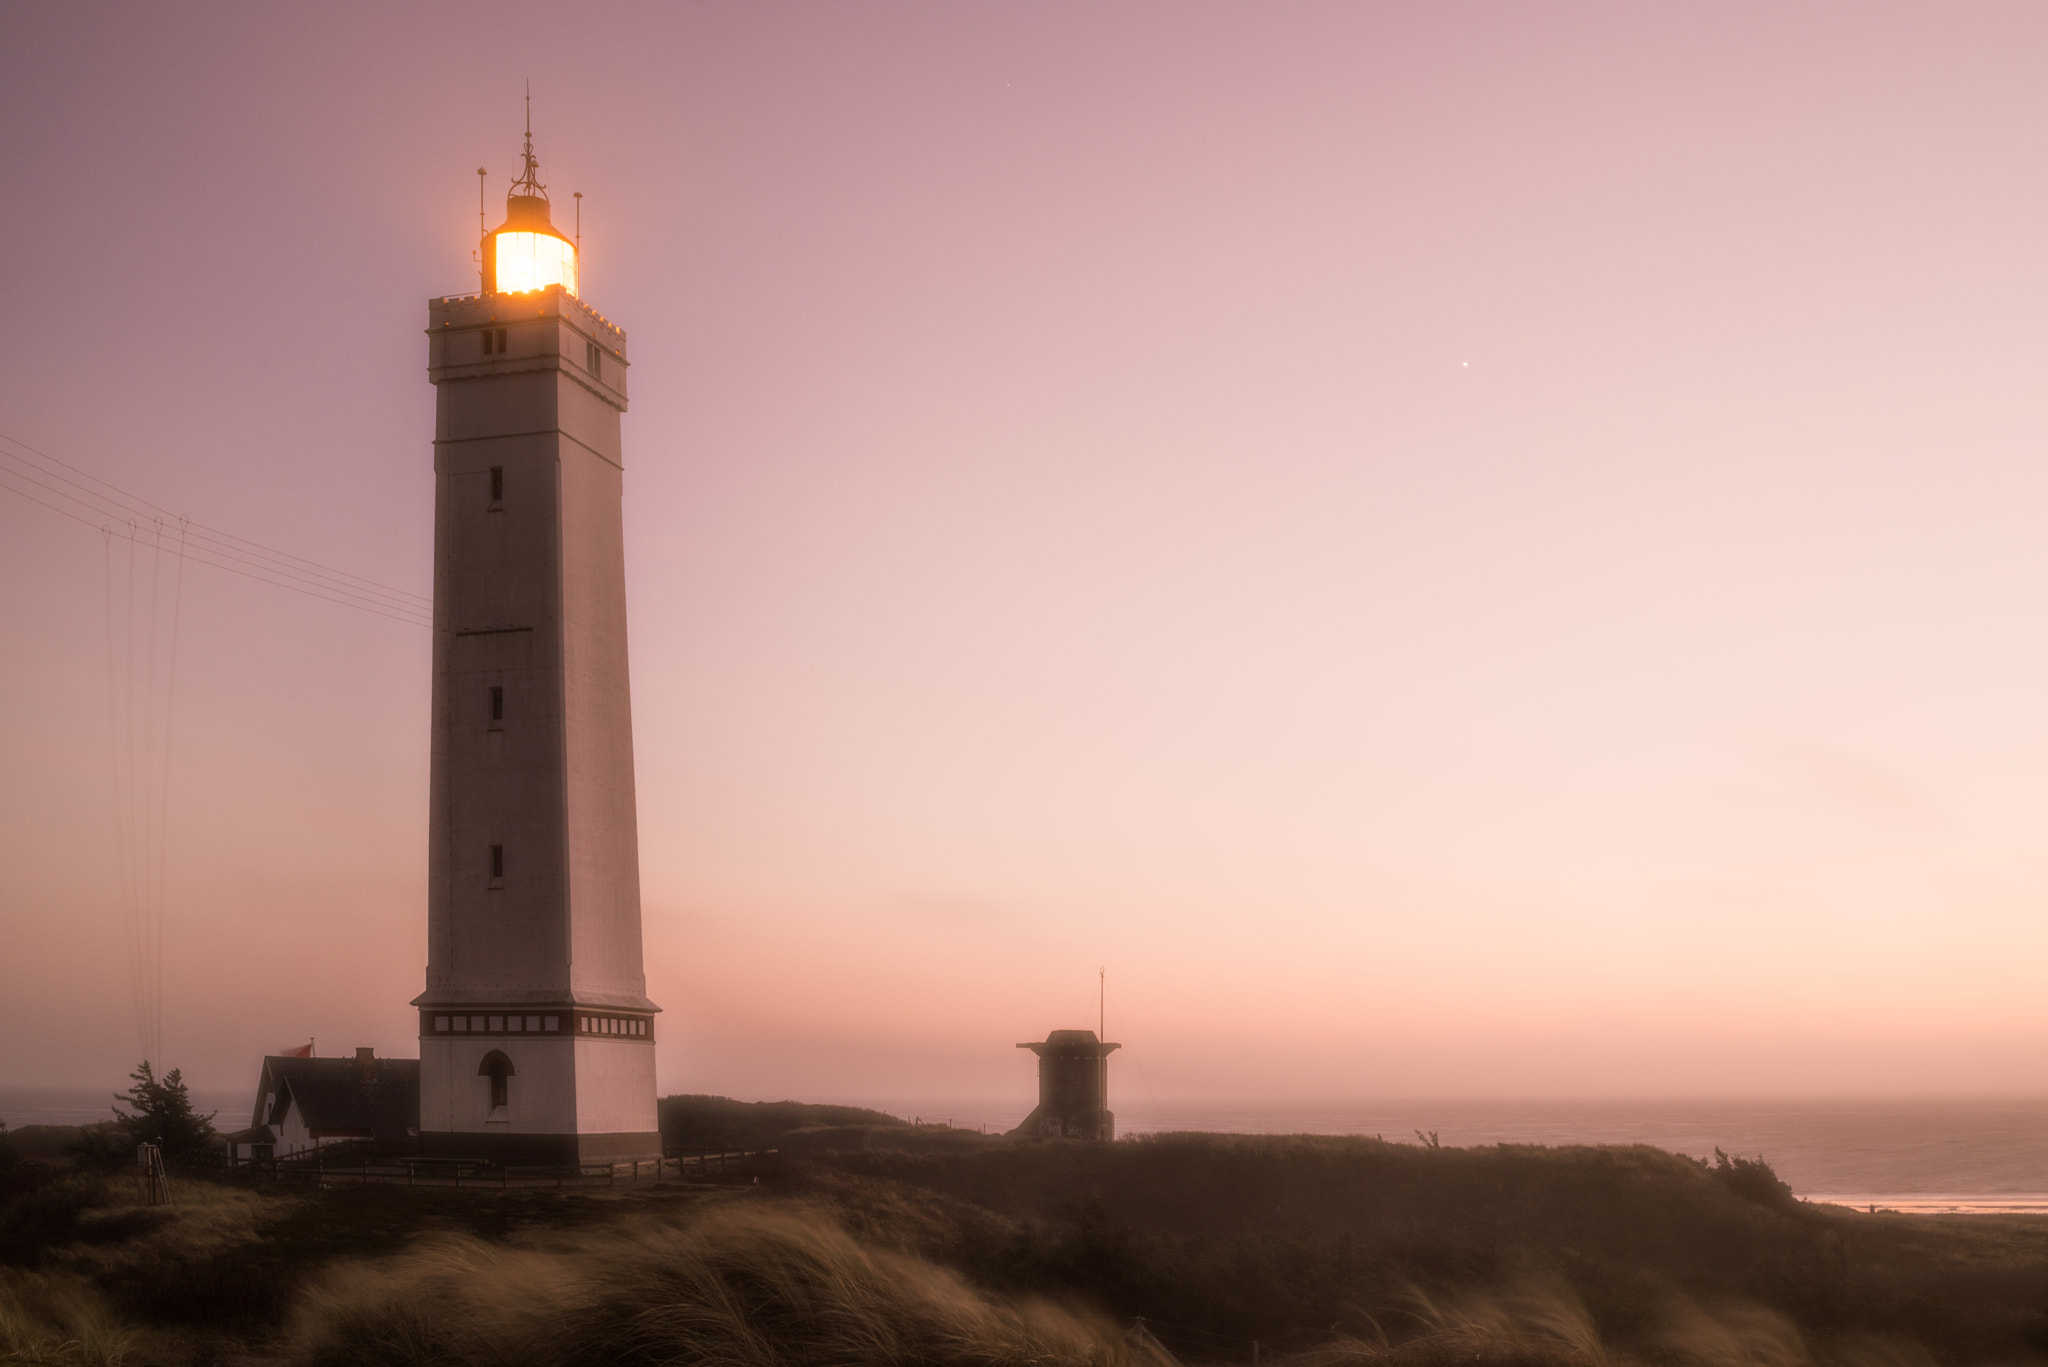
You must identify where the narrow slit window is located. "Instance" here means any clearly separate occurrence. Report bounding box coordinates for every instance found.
[481,329,494,357]
[489,466,504,504]
[495,328,508,353]
[489,685,504,723]
[587,340,601,375]
[489,843,504,879]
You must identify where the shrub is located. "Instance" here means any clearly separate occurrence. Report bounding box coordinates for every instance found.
[1695,1148,1797,1211]
[59,1128,133,1177]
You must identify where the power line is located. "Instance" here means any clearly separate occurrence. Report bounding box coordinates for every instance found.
[4,434,432,1071]
[0,443,433,618]
[0,432,432,629]
[0,429,430,605]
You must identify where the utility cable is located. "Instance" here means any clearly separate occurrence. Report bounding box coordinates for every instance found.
[0,461,432,625]
[153,516,186,1073]
[0,429,430,607]
[0,440,432,628]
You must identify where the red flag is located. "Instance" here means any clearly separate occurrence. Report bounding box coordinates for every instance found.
[279,1041,313,1058]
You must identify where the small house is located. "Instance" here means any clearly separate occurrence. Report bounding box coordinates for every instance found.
[228,1048,420,1162]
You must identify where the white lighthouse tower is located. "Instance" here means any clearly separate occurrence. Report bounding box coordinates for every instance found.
[413,118,660,1165]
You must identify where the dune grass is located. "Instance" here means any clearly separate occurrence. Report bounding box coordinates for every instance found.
[0,1273,134,1367]
[5,1121,2048,1365]
[289,1204,1163,1367]
[804,1133,2048,1362]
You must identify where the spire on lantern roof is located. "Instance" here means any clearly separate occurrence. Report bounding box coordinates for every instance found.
[511,81,547,203]
[482,84,577,295]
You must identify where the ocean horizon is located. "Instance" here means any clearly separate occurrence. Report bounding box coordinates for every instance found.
[10,1085,2046,1214]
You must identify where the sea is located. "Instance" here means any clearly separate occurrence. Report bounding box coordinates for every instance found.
[10,1085,2047,1215]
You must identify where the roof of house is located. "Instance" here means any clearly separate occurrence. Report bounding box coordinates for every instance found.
[254,1056,420,1144]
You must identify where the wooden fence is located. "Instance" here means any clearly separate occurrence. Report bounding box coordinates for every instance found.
[222,1146,778,1190]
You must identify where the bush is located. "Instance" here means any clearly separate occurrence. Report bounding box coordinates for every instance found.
[1693,1147,1797,1211]
[658,1095,906,1153]
[59,1127,134,1177]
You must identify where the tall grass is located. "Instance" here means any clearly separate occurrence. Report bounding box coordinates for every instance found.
[289,1204,1170,1367]
[1273,1280,1945,1367]
[0,1272,133,1366]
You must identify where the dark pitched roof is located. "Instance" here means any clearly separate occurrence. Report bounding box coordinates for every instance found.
[255,1056,420,1144]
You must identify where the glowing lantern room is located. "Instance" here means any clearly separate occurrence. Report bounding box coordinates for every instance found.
[483,117,577,296]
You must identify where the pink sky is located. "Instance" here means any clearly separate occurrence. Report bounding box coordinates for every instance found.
[6,2,2048,1107]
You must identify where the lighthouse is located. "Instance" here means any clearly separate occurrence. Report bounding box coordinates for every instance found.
[412,117,660,1165]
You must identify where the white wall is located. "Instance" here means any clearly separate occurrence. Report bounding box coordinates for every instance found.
[574,1037,658,1135]
[419,1035,580,1135]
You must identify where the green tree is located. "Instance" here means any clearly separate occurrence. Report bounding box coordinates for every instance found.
[112,1061,217,1161]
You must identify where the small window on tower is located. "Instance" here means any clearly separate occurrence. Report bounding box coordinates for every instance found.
[480,1050,513,1111]
[587,340,601,375]
[489,466,504,505]
[496,328,508,352]
[489,685,504,727]
[480,330,493,357]
[489,844,504,882]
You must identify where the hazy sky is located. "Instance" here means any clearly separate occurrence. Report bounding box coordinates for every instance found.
[6,2,2048,1107]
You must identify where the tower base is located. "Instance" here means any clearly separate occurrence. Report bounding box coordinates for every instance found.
[415,1130,663,1165]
